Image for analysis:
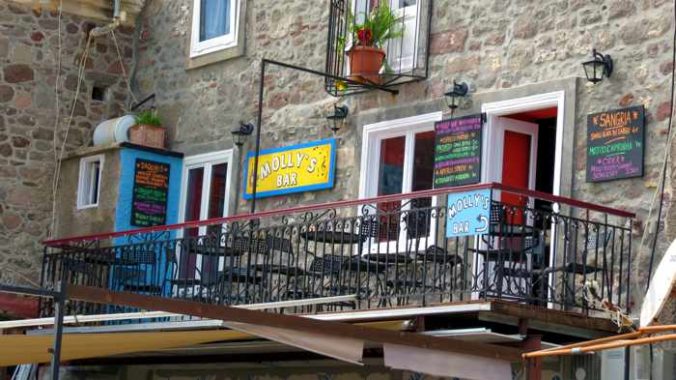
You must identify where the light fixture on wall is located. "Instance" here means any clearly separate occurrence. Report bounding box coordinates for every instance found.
[444,81,469,110]
[231,121,254,146]
[582,49,613,84]
[326,105,349,133]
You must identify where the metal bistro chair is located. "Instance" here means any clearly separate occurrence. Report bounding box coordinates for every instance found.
[378,200,464,305]
[472,203,543,300]
[166,235,270,304]
[531,228,611,310]
[295,253,362,311]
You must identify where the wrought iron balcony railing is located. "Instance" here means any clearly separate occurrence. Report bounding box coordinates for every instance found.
[40,183,634,319]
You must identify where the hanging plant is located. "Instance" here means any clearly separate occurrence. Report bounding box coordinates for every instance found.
[346,3,404,83]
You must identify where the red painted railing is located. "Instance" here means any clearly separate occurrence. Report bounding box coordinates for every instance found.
[44,182,635,246]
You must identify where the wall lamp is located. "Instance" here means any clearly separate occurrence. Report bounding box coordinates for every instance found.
[231,121,254,146]
[582,49,613,84]
[326,105,349,133]
[444,81,469,110]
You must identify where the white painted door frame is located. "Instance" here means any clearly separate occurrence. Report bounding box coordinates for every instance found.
[486,117,539,192]
[176,149,235,282]
[481,90,565,197]
[481,91,566,308]
[359,112,443,253]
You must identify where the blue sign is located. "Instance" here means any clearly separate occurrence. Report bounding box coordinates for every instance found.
[446,189,492,238]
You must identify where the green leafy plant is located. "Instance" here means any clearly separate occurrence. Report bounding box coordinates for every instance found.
[135,110,162,126]
[349,3,404,48]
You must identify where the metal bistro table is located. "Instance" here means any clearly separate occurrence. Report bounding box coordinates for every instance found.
[249,263,307,303]
[472,224,542,299]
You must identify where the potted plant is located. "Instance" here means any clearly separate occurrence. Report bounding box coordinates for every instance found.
[346,3,404,83]
[129,109,166,149]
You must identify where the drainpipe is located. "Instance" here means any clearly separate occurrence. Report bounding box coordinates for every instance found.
[112,0,121,19]
[89,0,123,37]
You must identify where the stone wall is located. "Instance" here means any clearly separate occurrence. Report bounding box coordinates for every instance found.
[132,0,676,314]
[0,1,134,286]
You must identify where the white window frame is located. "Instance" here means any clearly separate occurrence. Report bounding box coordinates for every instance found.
[76,154,104,209]
[177,149,234,236]
[176,149,234,285]
[358,112,442,253]
[348,0,421,73]
[190,0,240,58]
[387,0,421,72]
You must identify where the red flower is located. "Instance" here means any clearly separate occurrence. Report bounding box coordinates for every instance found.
[357,28,373,46]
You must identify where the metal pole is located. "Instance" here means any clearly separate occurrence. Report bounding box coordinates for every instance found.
[250,59,267,214]
[50,281,65,380]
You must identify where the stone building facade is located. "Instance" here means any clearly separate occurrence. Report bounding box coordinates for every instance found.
[0,0,675,377]
[0,0,134,287]
[133,0,676,297]
[0,0,674,307]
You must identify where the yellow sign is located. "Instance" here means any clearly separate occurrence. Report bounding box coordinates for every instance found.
[243,138,336,199]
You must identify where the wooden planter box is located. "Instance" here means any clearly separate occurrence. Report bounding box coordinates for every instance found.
[129,124,165,149]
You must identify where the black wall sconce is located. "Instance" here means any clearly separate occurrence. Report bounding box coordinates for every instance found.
[326,105,349,133]
[231,121,254,146]
[444,81,469,110]
[582,49,613,84]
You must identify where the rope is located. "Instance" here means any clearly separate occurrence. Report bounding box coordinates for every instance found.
[110,29,139,106]
[49,33,94,235]
[583,280,634,332]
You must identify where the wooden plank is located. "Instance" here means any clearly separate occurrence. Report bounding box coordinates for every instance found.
[488,301,618,333]
[66,285,523,362]
[9,0,141,25]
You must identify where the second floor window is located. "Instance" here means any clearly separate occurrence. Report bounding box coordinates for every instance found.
[77,155,104,209]
[190,0,239,57]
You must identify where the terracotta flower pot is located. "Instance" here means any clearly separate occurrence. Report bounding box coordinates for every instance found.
[347,45,385,84]
[129,124,166,149]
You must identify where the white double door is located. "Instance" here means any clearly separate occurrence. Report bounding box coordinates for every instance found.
[360,113,441,254]
[177,150,234,281]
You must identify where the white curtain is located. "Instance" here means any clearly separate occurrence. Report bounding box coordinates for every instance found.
[200,0,230,41]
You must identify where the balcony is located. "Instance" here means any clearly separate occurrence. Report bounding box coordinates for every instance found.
[40,183,634,320]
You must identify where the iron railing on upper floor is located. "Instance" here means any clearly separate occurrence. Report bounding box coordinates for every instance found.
[40,183,634,319]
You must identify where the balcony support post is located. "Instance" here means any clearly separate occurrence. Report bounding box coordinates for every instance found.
[49,281,66,380]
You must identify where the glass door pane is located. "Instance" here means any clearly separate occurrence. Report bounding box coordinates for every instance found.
[181,167,204,279]
[377,136,405,242]
[206,163,228,235]
[407,131,435,240]
[204,163,228,282]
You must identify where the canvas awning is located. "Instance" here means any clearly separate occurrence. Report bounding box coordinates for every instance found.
[1,285,524,378]
[0,320,401,367]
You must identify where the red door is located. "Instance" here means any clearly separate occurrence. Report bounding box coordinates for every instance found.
[501,131,531,225]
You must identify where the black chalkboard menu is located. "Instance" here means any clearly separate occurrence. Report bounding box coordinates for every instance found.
[433,114,483,188]
[586,105,645,182]
[131,159,170,227]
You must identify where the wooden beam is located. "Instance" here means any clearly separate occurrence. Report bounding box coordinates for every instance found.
[66,285,523,362]
[489,301,618,333]
[9,0,141,25]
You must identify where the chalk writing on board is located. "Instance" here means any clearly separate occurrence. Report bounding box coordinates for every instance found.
[433,114,483,188]
[131,159,170,227]
[586,106,644,182]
